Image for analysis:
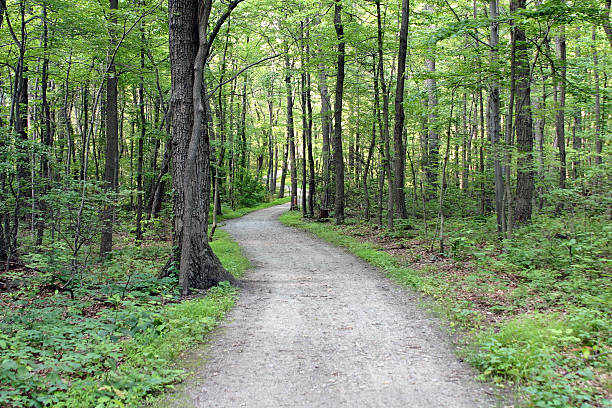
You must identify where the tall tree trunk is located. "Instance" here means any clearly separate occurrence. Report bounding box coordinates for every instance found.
[306,40,315,217]
[36,5,51,246]
[333,0,345,224]
[425,5,439,199]
[136,29,145,243]
[267,78,275,194]
[167,0,239,294]
[100,0,119,256]
[488,0,503,235]
[512,0,534,225]
[285,52,298,210]
[555,22,567,211]
[364,61,378,221]
[392,0,409,219]
[376,0,393,229]
[300,23,308,216]
[315,20,332,210]
[593,26,602,165]
[239,70,248,179]
[572,93,582,179]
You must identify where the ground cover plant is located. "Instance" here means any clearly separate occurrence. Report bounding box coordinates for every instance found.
[0,222,250,408]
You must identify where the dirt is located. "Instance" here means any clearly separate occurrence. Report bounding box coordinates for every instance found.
[164,203,507,408]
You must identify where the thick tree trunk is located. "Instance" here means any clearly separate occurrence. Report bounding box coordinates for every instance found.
[333,0,345,224]
[512,0,534,225]
[168,0,237,294]
[100,0,119,256]
[392,0,409,219]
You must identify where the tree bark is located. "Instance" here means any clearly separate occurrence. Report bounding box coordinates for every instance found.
[168,0,239,294]
[593,26,602,165]
[333,0,345,224]
[425,5,439,199]
[36,5,52,246]
[392,0,409,219]
[136,23,145,243]
[285,51,298,210]
[512,0,534,225]
[100,0,119,256]
[279,138,288,198]
[555,22,567,210]
[488,0,503,235]
[376,0,393,229]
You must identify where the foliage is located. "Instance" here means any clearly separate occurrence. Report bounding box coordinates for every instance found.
[0,225,249,407]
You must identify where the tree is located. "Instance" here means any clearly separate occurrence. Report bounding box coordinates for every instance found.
[333,0,345,224]
[167,0,239,295]
[511,0,534,225]
[487,0,504,235]
[101,0,119,256]
[392,0,409,220]
[375,0,393,229]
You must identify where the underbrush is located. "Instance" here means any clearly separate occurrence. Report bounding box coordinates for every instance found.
[0,229,249,407]
[280,210,611,407]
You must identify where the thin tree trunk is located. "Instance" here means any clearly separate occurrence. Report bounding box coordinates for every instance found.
[425,5,439,198]
[555,22,567,212]
[376,0,393,229]
[488,0,504,235]
[136,28,145,243]
[593,26,602,165]
[306,42,315,217]
[285,51,298,210]
[333,0,345,224]
[36,5,51,246]
[279,138,288,198]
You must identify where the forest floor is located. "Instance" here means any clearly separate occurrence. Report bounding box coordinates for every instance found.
[163,203,506,408]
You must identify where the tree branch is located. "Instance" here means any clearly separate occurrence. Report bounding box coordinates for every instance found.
[206,53,282,101]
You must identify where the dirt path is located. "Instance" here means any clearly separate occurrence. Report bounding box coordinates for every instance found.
[166,204,502,407]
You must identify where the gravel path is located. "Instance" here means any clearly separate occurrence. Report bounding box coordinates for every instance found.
[166,203,502,408]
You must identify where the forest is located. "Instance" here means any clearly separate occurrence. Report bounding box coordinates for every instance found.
[0,0,610,406]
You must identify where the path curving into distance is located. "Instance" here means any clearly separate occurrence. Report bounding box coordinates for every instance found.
[165,203,504,408]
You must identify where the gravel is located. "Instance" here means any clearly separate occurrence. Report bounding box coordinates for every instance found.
[164,203,505,408]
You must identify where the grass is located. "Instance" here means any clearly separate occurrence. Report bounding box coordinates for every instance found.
[280,210,611,408]
[0,206,258,407]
